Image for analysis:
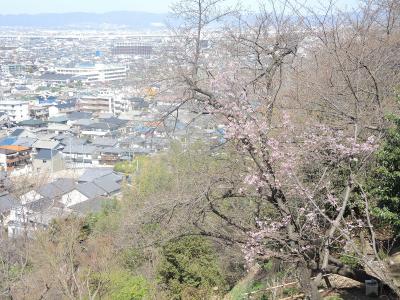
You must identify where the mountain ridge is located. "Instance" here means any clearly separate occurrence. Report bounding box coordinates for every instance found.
[0,11,169,28]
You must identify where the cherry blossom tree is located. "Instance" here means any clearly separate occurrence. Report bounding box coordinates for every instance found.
[163,0,400,298]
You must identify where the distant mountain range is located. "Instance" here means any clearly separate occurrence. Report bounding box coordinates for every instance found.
[0,11,169,28]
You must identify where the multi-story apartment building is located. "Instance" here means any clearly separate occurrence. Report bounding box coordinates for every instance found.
[54,63,127,83]
[78,91,131,116]
[78,95,112,115]
[0,145,31,172]
[112,42,153,58]
[0,100,30,122]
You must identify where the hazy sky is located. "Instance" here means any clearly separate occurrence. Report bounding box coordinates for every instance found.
[1,0,359,15]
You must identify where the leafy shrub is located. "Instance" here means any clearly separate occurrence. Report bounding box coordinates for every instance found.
[157,236,226,299]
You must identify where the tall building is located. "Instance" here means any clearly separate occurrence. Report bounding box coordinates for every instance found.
[54,63,127,83]
[112,42,153,58]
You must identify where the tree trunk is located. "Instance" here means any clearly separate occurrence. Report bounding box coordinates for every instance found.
[298,263,322,300]
[326,257,400,298]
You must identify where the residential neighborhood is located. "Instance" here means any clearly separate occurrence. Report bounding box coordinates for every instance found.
[0,29,223,237]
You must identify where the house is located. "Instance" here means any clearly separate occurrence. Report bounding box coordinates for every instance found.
[119,136,145,149]
[47,115,69,124]
[7,197,56,237]
[9,128,36,138]
[98,147,133,165]
[37,183,64,200]
[93,177,121,194]
[0,145,31,172]
[0,191,18,227]
[5,174,117,237]
[12,137,37,147]
[91,137,118,148]
[0,171,12,191]
[69,196,109,214]
[61,182,106,207]
[0,112,10,127]
[46,123,71,134]
[20,178,74,205]
[78,168,114,183]
[7,203,68,238]
[56,99,77,114]
[62,145,99,165]
[81,122,119,137]
[67,111,92,121]
[32,149,65,173]
[8,177,77,236]
[52,178,75,194]
[29,105,49,120]
[18,119,46,128]
[33,139,61,151]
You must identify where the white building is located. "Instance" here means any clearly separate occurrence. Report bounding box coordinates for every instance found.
[0,100,30,122]
[78,91,130,115]
[54,63,127,83]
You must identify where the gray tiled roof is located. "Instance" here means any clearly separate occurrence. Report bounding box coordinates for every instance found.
[69,196,108,214]
[37,183,64,199]
[76,182,106,198]
[93,177,121,194]
[26,197,55,212]
[67,111,92,121]
[99,172,124,183]
[33,140,60,150]
[52,178,75,194]
[78,168,113,182]
[62,145,98,155]
[92,137,118,147]
[0,192,18,213]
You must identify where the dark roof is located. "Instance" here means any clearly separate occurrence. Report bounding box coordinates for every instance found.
[26,197,55,212]
[0,192,18,213]
[18,119,45,127]
[0,148,17,155]
[37,183,64,199]
[14,137,37,147]
[76,182,106,198]
[62,145,98,155]
[10,129,24,137]
[92,137,118,147]
[132,147,151,155]
[100,172,124,183]
[72,119,95,127]
[103,117,128,126]
[35,149,60,160]
[52,178,75,194]
[47,115,69,123]
[59,137,87,146]
[39,73,74,81]
[93,177,121,194]
[120,136,145,144]
[78,168,113,182]
[99,147,126,154]
[67,111,92,121]
[83,122,119,131]
[69,196,108,214]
